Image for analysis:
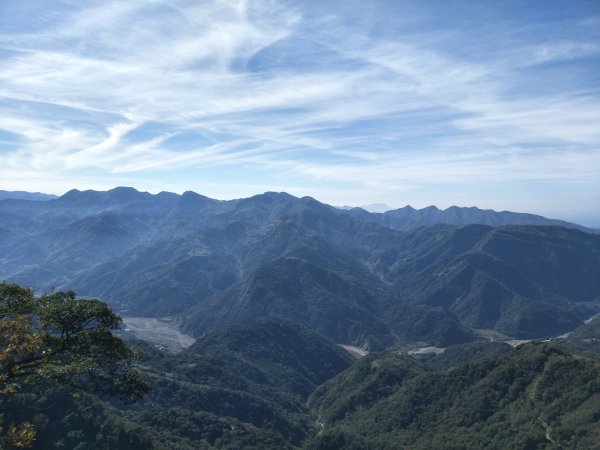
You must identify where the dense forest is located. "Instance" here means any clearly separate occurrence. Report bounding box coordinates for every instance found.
[308,343,600,449]
[2,283,599,449]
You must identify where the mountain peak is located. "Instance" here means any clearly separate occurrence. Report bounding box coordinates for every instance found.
[106,186,145,201]
[257,191,296,200]
[60,188,81,198]
[56,186,149,209]
[108,186,140,194]
[175,190,217,212]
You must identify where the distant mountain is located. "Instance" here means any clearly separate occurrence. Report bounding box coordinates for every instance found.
[308,343,600,449]
[381,224,600,338]
[0,190,57,201]
[363,203,391,213]
[347,204,595,233]
[337,203,391,213]
[1,186,599,348]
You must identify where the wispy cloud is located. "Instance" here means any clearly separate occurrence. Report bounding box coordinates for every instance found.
[0,0,598,222]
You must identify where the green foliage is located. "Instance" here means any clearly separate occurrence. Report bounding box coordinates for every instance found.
[1,422,36,449]
[423,341,513,370]
[3,308,600,449]
[2,318,353,449]
[309,353,426,423]
[309,343,600,449]
[120,319,353,448]
[0,283,37,316]
[0,284,45,394]
[40,290,121,338]
[0,282,148,401]
[2,389,153,450]
[0,282,148,448]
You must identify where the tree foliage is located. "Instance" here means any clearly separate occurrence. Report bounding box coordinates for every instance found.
[1,283,147,399]
[0,282,148,448]
[308,343,600,449]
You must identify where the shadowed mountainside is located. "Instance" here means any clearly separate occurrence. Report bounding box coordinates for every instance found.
[1,187,599,348]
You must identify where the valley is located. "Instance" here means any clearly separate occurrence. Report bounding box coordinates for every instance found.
[1,188,599,449]
[121,316,196,352]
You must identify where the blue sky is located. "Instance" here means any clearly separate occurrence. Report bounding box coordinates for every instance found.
[1,0,599,224]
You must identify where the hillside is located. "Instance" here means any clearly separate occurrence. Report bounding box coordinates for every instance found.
[126,318,354,448]
[559,314,600,354]
[308,343,600,449]
[181,257,474,349]
[1,188,600,347]
[2,318,354,449]
[5,312,599,449]
[375,224,600,338]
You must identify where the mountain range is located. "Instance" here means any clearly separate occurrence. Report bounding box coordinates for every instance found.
[348,204,595,232]
[1,187,599,349]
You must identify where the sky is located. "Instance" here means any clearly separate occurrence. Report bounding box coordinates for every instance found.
[0,0,599,225]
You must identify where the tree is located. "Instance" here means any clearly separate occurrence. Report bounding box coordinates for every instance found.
[0,282,148,448]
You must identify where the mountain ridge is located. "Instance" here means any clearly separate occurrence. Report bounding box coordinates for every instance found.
[0,190,58,201]
[1,186,599,348]
[1,187,594,231]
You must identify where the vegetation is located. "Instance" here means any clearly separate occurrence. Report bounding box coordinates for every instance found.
[421,341,513,370]
[0,283,148,448]
[558,314,600,355]
[120,318,354,448]
[2,282,599,449]
[2,389,152,449]
[308,343,600,449]
[2,314,354,449]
